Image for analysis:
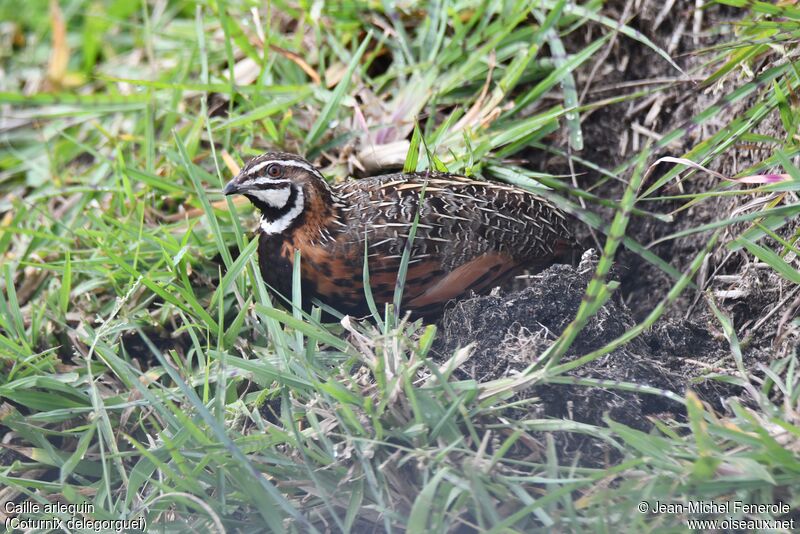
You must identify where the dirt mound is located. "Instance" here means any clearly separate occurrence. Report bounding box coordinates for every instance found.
[436,258,738,464]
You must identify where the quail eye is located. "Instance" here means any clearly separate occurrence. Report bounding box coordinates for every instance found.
[266,164,283,178]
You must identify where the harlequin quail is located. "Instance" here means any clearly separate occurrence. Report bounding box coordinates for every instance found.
[223,152,575,317]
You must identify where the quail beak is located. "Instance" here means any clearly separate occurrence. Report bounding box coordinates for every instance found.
[223,180,244,196]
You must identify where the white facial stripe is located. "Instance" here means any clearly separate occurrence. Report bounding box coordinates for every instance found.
[246,159,325,180]
[260,187,305,234]
[249,187,291,208]
[250,177,292,186]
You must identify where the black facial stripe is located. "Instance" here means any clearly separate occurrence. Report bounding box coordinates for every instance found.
[249,185,301,222]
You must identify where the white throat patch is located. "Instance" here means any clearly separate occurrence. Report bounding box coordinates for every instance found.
[260,187,305,234]
[249,187,291,208]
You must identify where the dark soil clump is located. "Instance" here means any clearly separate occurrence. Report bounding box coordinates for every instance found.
[437,259,737,465]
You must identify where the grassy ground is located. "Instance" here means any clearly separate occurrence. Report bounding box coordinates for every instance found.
[1,0,799,531]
